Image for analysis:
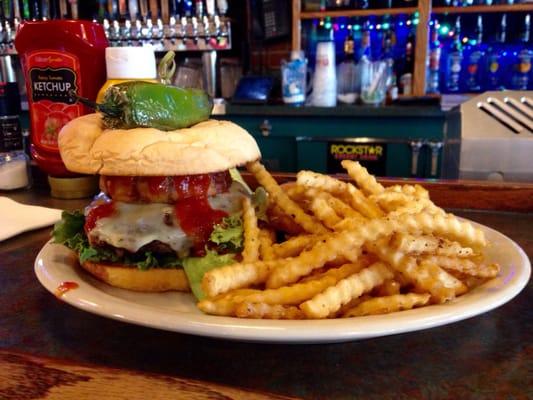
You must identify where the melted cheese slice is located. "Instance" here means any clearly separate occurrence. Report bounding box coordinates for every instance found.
[89,188,245,255]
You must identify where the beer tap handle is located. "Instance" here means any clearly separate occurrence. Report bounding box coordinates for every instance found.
[205,0,214,16]
[68,0,77,19]
[191,15,198,37]
[123,19,132,41]
[161,0,169,24]
[134,18,142,39]
[103,18,110,39]
[409,140,423,177]
[118,0,126,19]
[428,141,443,178]
[128,0,138,21]
[138,0,147,21]
[107,0,117,19]
[143,18,152,40]
[195,0,203,18]
[148,0,157,22]
[179,15,187,36]
[216,0,226,15]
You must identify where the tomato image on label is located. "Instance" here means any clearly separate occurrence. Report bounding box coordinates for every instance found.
[43,111,71,143]
[24,51,83,151]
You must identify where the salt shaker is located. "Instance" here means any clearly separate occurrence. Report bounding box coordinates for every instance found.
[0,82,31,191]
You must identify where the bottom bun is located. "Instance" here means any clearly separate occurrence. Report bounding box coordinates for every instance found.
[81,261,190,292]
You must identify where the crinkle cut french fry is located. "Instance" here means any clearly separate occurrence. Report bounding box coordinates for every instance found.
[393,234,474,258]
[258,229,276,261]
[300,187,366,221]
[370,242,467,303]
[268,211,486,290]
[202,260,279,298]
[398,212,486,250]
[318,191,367,221]
[300,262,394,319]
[392,233,440,254]
[296,171,383,219]
[374,279,402,296]
[233,260,370,306]
[266,217,400,289]
[235,302,304,319]
[242,197,260,263]
[197,289,259,316]
[435,241,475,258]
[343,293,431,317]
[341,160,385,196]
[247,162,329,234]
[272,234,329,258]
[422,255,500,278]
[309,197,342,229]
[333,217,367,232]
[385,183,429,199]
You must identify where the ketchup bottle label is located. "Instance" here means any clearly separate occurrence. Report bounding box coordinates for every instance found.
[24,50,83,151]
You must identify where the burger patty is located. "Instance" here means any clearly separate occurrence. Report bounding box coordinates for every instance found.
[99,171,232,203]
[91,238,175,257]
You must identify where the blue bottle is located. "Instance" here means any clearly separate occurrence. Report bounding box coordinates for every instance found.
[426,21,441,94]
[485,14,508,90]
[444,17,463,93]
[510,14,532,90]
[464,15,486,92]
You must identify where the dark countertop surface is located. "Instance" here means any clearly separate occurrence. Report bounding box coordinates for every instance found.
[1,187,531,400]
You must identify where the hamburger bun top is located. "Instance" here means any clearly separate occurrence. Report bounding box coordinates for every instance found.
[58,113,261,176]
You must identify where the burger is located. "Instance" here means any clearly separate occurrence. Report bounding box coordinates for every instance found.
[53,111,261,298]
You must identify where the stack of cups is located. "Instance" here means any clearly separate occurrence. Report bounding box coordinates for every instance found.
[312,41,337,107]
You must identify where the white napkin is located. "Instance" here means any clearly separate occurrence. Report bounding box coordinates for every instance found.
[0,197,63,241]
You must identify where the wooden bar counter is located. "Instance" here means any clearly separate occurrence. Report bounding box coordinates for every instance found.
[1,178,531,400]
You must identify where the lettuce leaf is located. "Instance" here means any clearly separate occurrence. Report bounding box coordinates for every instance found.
[52,210,85,244]
[182,251,236,300]
[229,168,252,194]
[210,214,243,252]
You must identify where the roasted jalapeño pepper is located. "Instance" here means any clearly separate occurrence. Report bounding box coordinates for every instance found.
[71,81,213,131]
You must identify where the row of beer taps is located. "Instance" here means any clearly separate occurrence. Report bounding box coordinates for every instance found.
[0,0,231,54]
[103,14,231,51]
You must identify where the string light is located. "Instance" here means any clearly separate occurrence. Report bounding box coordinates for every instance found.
[462,37,469,43]
[311,16,431,33]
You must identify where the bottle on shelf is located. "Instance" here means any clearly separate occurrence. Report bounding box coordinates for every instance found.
[510,14,531,90]
[398,23,415,95]
[337,32,359,104]
[444,16,463,93]
[426,20,441,94]
[484,13,508,90]
[464,15,486,92]
[381,17,398,100]
[359,19,372,62]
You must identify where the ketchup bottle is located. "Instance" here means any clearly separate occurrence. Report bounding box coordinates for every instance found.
[15,21,107,194]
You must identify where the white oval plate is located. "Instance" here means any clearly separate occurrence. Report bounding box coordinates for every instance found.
[35,220,530,343]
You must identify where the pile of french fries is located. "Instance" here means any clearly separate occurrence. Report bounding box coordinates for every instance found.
[198,160,499,319]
